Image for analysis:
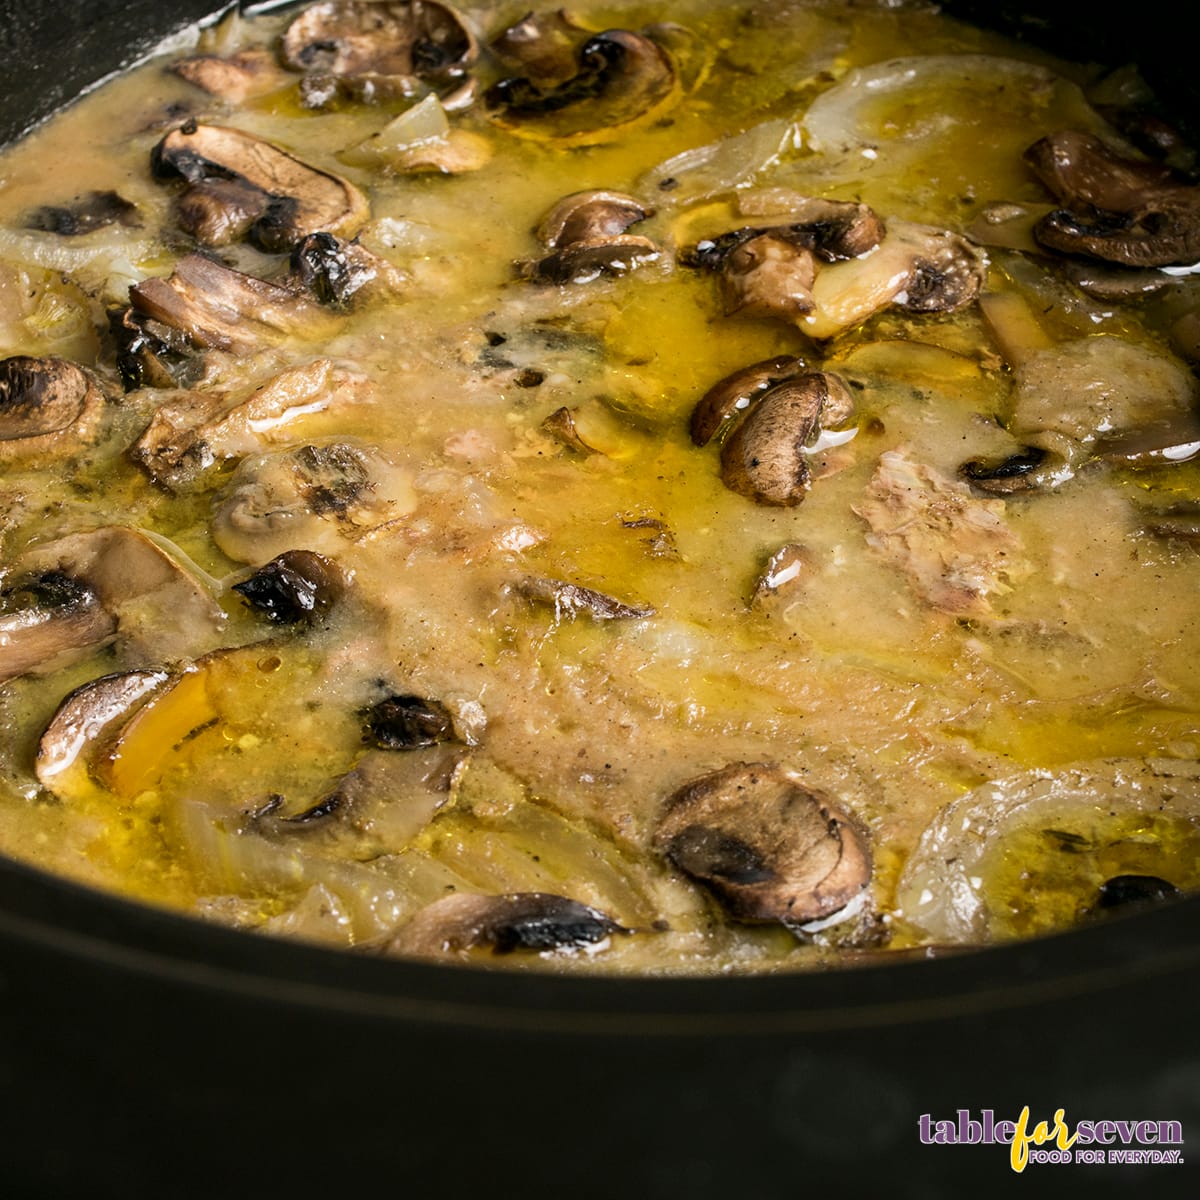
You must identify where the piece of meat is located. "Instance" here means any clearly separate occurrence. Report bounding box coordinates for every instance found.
[854,448,1023,617]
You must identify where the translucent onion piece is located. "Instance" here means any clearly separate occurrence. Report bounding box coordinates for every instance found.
[895,758,1200,943]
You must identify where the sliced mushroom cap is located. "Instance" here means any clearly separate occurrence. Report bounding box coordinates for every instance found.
[232,549,346,625]
[280,0,478,84]
[532,233,661,285]
[171,48,295,103]
[489,9,587,86]
[485,28,680,146]
[719,372,854,506]
[288,232,406,306]
[528,189,659,284]
[175,178,272,247]
[0,571,115,684]
[387,891,627,956]
[153,123,369,252]
[690,355,807,447]
[35,668,168,787]
[363,693,456,749]
[516,575,655,621]
[0,355,105,460]
[655,762,872,926]
[212,441,417,564]
[536,190,654,248]
[2,527,225,681]
[720,233,817,320]
[130,253,342,355]
[1025,131,1200,267]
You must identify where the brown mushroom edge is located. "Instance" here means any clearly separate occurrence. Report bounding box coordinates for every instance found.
[654,762,873,936]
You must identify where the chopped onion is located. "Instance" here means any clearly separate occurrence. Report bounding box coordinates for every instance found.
[340,94,450,167]
[639,117,795,206]
[803,55,1067,154]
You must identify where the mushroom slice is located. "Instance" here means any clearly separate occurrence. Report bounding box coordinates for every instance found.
[212,441,417,564]
[690,354,806,447]
[719,232,817,320]
[24,190,141,236]
[363,693,456,750]
[1009,335,1198,457]
[1025,131,1200,267]
[0,355,105,460]
[489,9,587,86]
[288,232,406,307]
[280,0,478,85]
[484,28,680,147]
[719,372,854,507]
[15,527,225,665]
[0,571,115,684]
[175,178,272,248]
[654,762,871,926]
[528,189,660,283]
[35,668,168,788]
[232,550,346,625]
[516,575,655,621]
[536,190,654,248]
[152,123,369,251]
[171,48,295,103]
[532,234,660,285]
[387,891,627,957]
[130,254,342,355]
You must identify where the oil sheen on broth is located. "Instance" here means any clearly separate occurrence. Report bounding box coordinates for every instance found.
[1,0,1199,973]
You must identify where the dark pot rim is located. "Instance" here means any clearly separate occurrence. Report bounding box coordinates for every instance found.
[4,849,1198,1038]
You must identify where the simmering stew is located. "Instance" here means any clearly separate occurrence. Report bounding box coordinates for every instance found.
[2,0,1199,972]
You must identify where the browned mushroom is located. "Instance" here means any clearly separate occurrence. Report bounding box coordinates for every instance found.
[232,550,347,625]
[129,253,342,355]
[719,233,818,320]
[688,215,984,338]
[485,28,680,146]
[1025,130,1200,267]
[690,355,806,447]
[489,9,586,86]
[536,190,654,248]
[1,526,225,682]
[526,189,659,284]
[0,571,115,684]
[280,0,478,89]
[386,891,628,956]
[363,693,456,749]
[719,372,854,506]
[171,48,295,103]
[532,234,661,285]
[654,762,872,926]
[36,668,168,788]
[287,232,406,307]
[516,575,655,621]
[174,178,272,247]
[0,355,106,461]
[152,123,369,252]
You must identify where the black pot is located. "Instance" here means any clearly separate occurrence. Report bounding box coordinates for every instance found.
[1,5,1198,1198]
